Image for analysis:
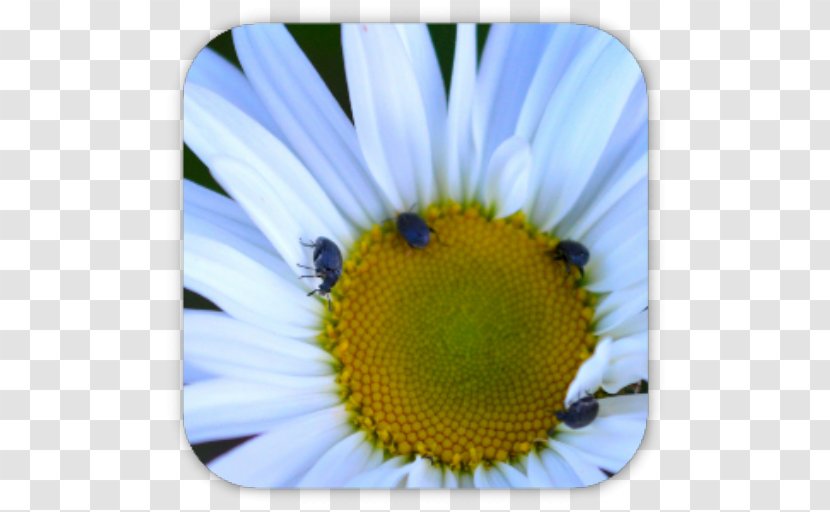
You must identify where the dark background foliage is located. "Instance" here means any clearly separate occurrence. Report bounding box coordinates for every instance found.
[185,24,489,464]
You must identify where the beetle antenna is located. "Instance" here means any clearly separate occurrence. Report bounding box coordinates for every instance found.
[296,263,314,270]
[299,237,315,247]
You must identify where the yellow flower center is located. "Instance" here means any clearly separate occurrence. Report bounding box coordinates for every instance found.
[321,204,596,470]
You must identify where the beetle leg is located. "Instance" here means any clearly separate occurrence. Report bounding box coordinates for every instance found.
[296,263,314,270]
[298,274,316,279]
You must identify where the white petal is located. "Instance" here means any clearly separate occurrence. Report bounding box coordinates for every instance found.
[183,360,214,384]
[184,84,355,263]
[594,280,648,334]
[231,25,389,228]
[483,465,510,487]
[546,440,608,487]
[183,179,255,227]
[603,308,647,339]
[538,446,585,488]
[184,378,339,444]
[587,223,647,292]
[208,407,352,487]
[554,77,647,241]
[442,469,459,488]
[525,451,555,487]
[406,457,443,488]
[459,472,476,488]
[343,457,412,488]
[184,205,295,284]
[186,47,279,135]
[565,338,612,405]
[482,136,532,218]
[553,395,647,474]
[494,462,532,488]
[602,333,649,393]
[471,25,554,200]
[528,34,643,231]
[342,24,436,208]
[565,334,647,405]
[559,136,647,242]
[515,25,601,140]
[473,464,493,488]
[444,24,477,200]
[297,432,377,487]
[184,230,320,338]
[184,310,333,382]
[395,24,447,173]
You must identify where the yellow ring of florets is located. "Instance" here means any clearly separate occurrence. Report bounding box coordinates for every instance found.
[321,203,597,470]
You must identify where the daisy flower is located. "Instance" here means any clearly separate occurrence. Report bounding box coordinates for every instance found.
[183,23,648,488]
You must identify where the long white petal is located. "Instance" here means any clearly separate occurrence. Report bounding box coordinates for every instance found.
[458,472,476,488]
[406,457,443,488]
[482,136,532,218]
[528,34,643,230]
[483,466,510,487]
[184,84,355,262]
[342,24,436,208]
[471,25,554,199]
[473,464,493,488]
[208,407,352,487]
[443,469,459,488]
[515,25,599,140]
[565,338,612,405]
[554,77,647,240]
[183,179,255,227]
[186,47,279,135]
[444,24,476,200]
[184,378,339,444]
[525,451,555,487]
[538,446,586,488]
[587,224,647,292]
[184,310,333,381]
[395,24,447,174]
[184,207,296,285]
[594,280,648,334]
[602,332,648,393]
[565,333,647,405]
[546,440,608,487]
[495,462,532,488]
[184,231,320,338]
[343,457,412,488]
[602,308,647,339]
[184,196,275,258]
[231,25,389,228]
[562,146,648,239]
[183,360,214,384]
[296,432,377,487]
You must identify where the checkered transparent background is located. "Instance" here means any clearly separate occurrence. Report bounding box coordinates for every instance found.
[1,0,829,509]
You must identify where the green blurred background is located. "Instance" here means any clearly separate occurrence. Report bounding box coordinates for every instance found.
[185,23,489,464]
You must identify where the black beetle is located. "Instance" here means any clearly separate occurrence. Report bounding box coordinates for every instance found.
[298,236,343,311]
[555,396,599,429]
[551,240,590,278]
[396,211,436,249]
